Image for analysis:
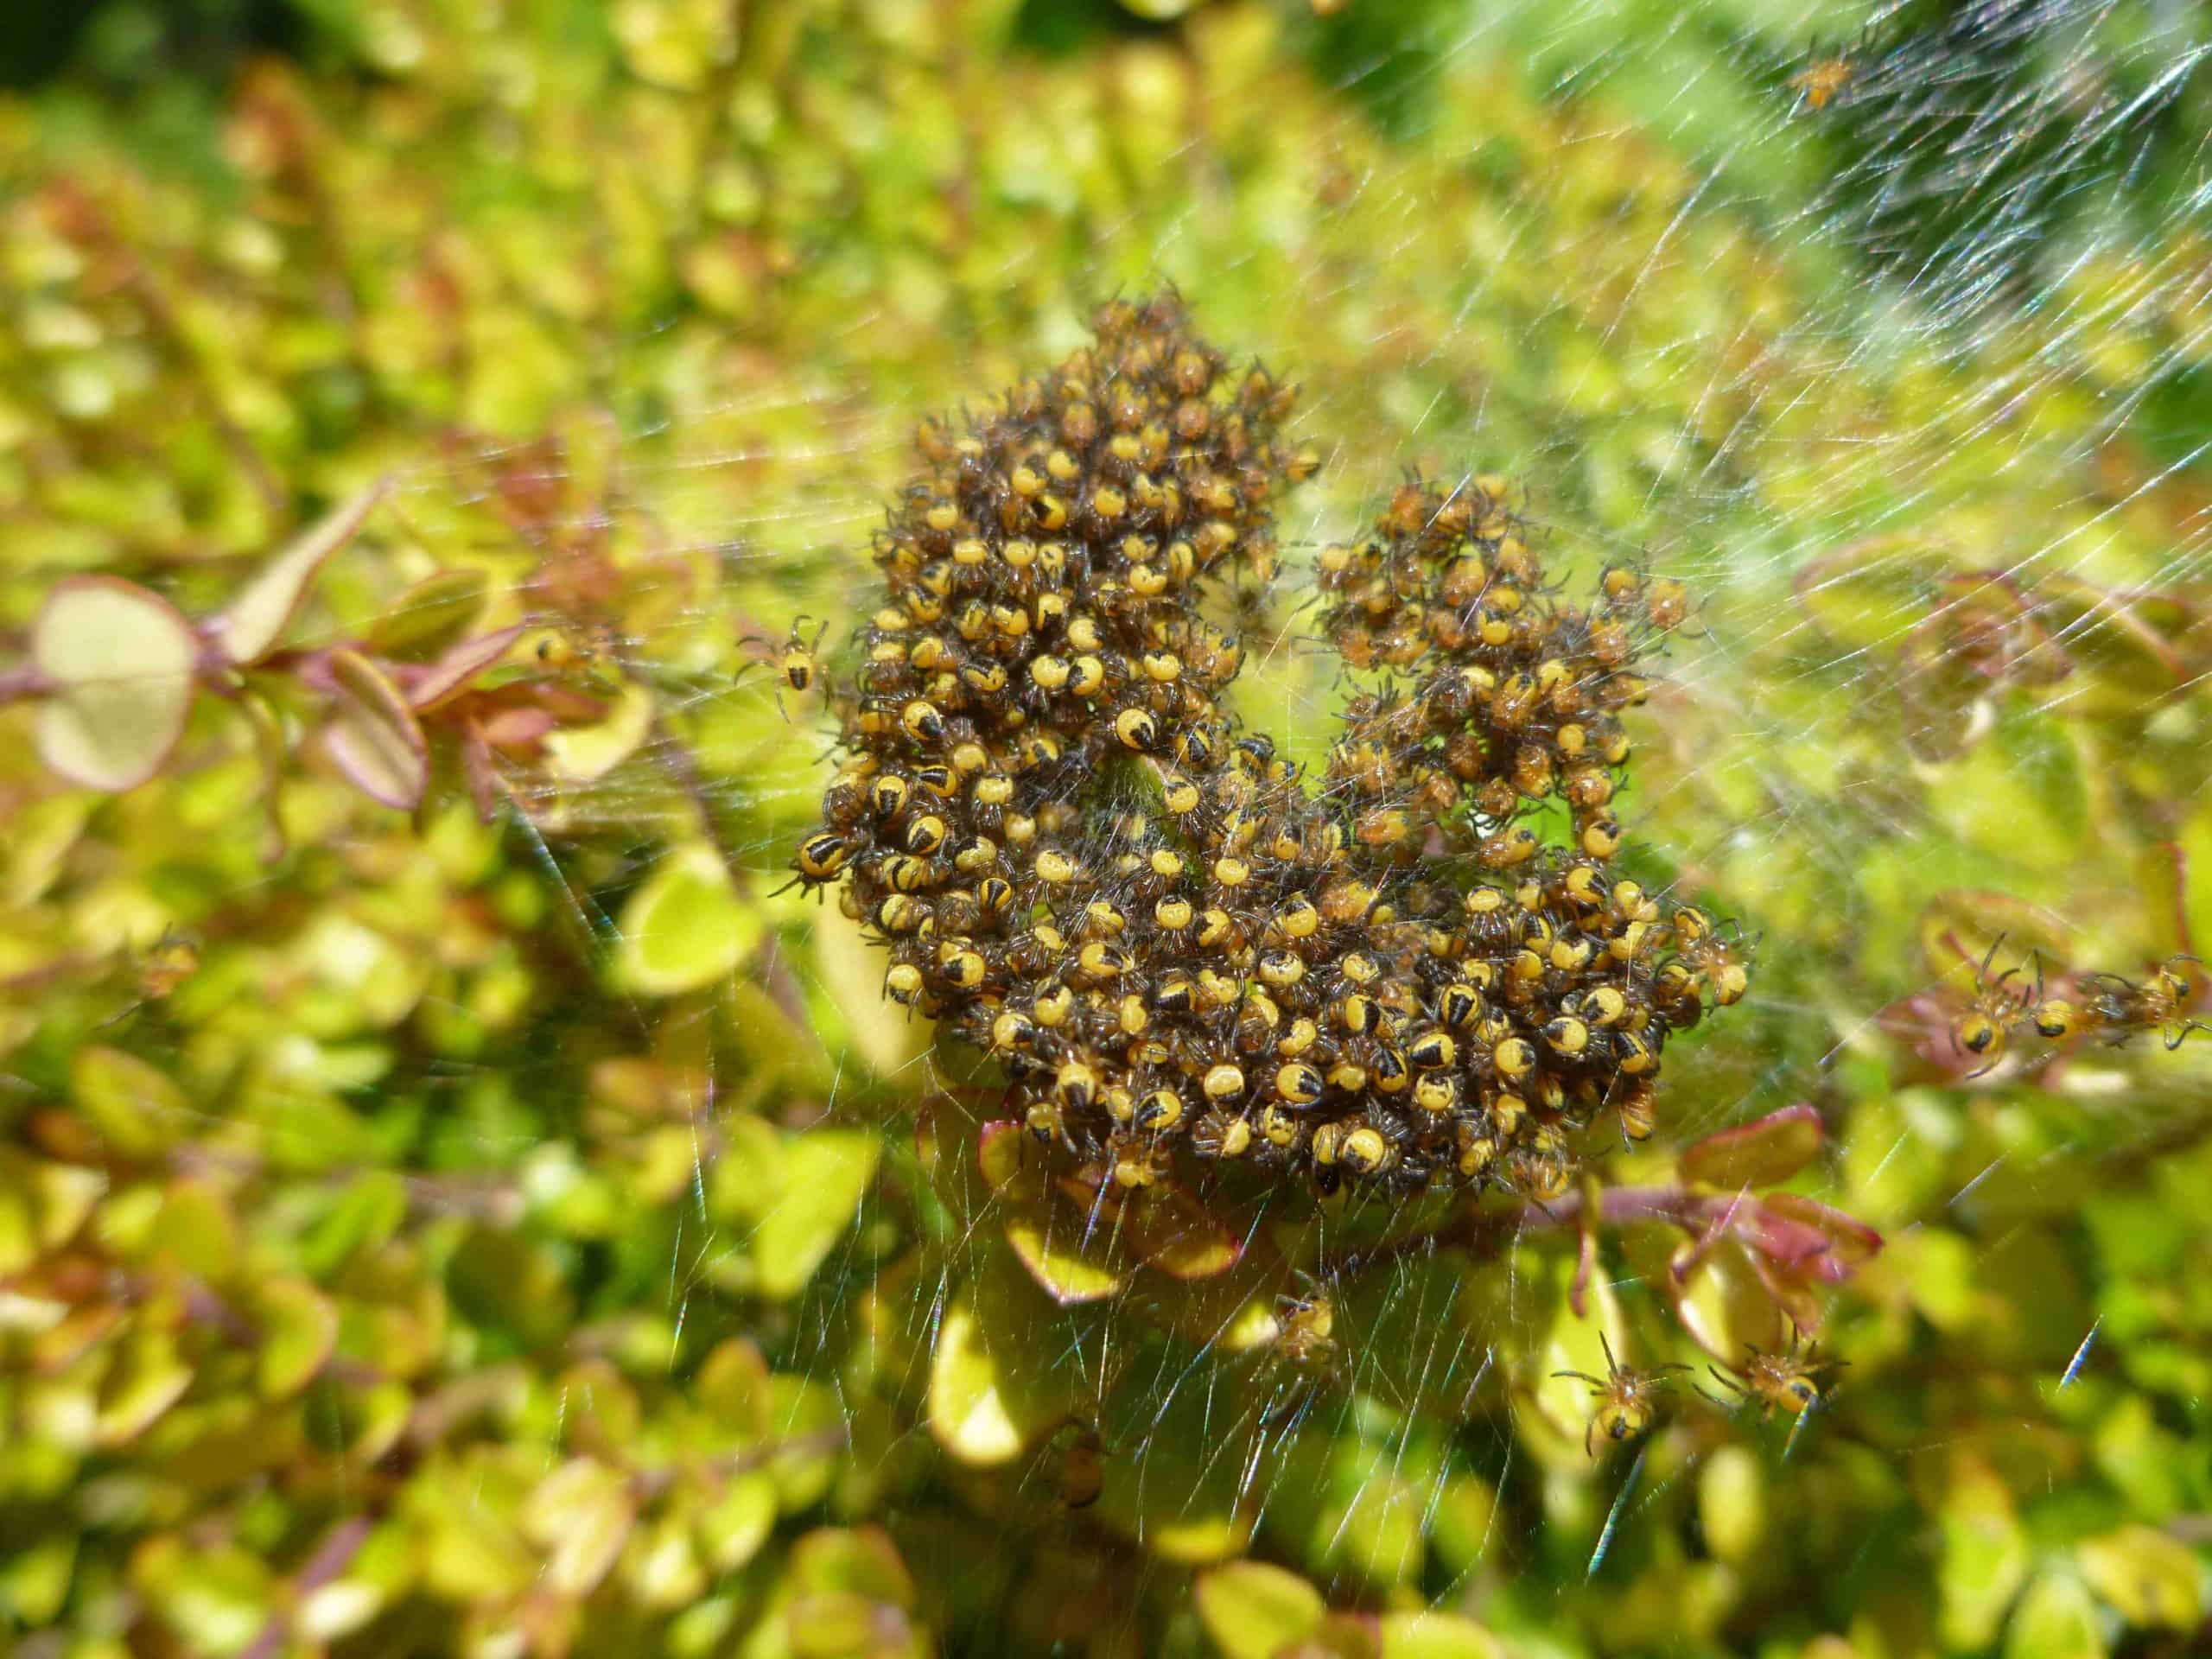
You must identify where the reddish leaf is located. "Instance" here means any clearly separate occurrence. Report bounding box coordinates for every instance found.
[405,625,526,711]
[322,650,428,810]
[1757,1193,1884,1273]
[1677,1104,1824,1192]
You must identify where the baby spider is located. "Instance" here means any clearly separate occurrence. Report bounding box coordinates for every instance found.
[1950,935,2036,1078]
[1554,1333,1688,1458]
[1274,1277,1338,1370]
[1050,1419,1107,1512]
[2082,955,2209,1052]
[1701,1323,1845,1422]
[751,614,829,722]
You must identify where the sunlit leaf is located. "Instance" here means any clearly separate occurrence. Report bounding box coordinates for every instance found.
[323,649,428,809]
[255,1278,339,1399]
[2004,1573,2106,1659]
[1698,1444,1767,1566]
[1193,1562,1326,1659]
[1117,1180,1241,1280]
[1004,1211,1128,1305]
[1938,1456,2031,1651]
[1378,1612,1504,1659]
[32,576,199,791]
[749,1131,880,1300]
[95,1328,194,1446]
[2077,1524,2202,1630]
[696,1472,778,1573]
[1671,1232,1789,1368]
[543,678,654,781]
[614,842,761,995]
[526,1459,636,1598]
[1678,1103,1825,1191]
[71,1045,189,1158]
[790,1527,915,1607]
[211,478,388,664]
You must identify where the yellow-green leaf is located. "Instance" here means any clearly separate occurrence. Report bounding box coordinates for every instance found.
[256,1278,339,1399]
[544,679,654,781]
[1379,1613,1504,1659]
[1004,1211,1128,1306]
[32,576,200,791]
[750,1131,880,1300]
[1794,535,1951,652]
[616,842,760,995]
[368,566,487,660]
[526,1458,637,1598]
[2077,1524,2202,1630]
[1194,1562,1325,1659]
[72,1045,190,1158]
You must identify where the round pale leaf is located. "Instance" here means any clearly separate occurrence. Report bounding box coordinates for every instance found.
[32,577,200,791]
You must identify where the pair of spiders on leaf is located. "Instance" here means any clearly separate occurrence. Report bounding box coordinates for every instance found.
[1555,1326,1843,1459]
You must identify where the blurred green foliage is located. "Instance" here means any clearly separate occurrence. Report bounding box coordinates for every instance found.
[2,2,2211,1656]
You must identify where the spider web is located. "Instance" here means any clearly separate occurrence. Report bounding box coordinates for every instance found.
[82,0,2212,1648]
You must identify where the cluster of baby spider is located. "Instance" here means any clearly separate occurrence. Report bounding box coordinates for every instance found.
[785,295,1750,1201]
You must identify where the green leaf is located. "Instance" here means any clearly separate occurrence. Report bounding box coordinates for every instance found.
[2077,1525,2202,1630]
[1698,1444,1767,1567]
[2005,1573,2107,1659]
[367,566,488,660]
[790,1527,915,1607]
[134,1539,272,1657]
[1939,1457,2031,1651]
[526,1458,638,1598]
[543,679,654,781]
[1004,1210,1129,1306]
[1794,535,1952,652]
[749,1130,879,1300]
[255,1277,339,1398]
[615,842,761,995]
[323,649,428,809]
[697,1471,779,1573]
[1379,1612,1503,1659]
[32,576,200,791]
[1118,1180,1241,1280]
[95,1327,194,1446]
[212,478,388,664]
[1193,1562,1326,1659]
[1678,1104,1824,1191]
[0,1535,76,1627]
[72,1045,190,1158]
